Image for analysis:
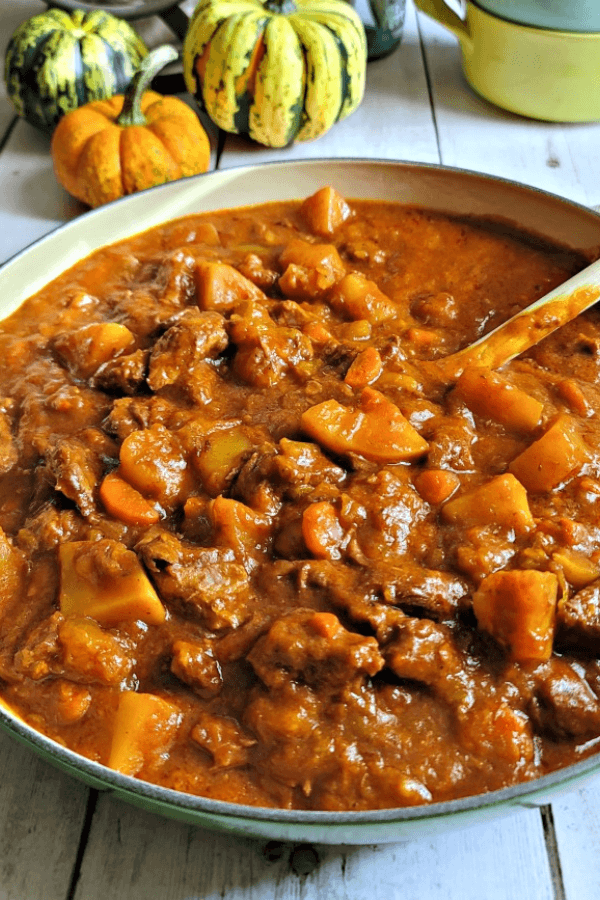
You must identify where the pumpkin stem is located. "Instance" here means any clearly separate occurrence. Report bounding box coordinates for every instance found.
[117,45,178,128]
[263,0,297,13]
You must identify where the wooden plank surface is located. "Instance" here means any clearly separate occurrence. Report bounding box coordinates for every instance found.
[71,794,555,900]
[549,779,600,900]
[0,730,89,900]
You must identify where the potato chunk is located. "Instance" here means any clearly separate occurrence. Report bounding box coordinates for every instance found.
[442,474,534,535]
[119,425,190,506]
[59,540,166,626]
[414,469,460,505]
[455,367,543,433]
[195,426,253,496]
[300,186,352,237]
[552,550,600,590]
[473,569,559,663]
[107,691,181,776]
[329,273,398,323]
[195,261,266,312]
[301,387,428,463]
[509,415,590,492]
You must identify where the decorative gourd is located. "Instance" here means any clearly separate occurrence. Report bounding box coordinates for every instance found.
[51,46,211,209]
[4,8,148,135]
[182,0,367,148]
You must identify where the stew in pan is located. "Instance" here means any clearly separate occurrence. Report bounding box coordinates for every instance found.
[1,186,600,810]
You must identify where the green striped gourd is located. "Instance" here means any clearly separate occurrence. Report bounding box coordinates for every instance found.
[4,9,147,135]
[182,0,367,148]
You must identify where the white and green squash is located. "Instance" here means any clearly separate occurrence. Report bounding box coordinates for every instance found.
[4,8,148,135]
[182,0,367,148]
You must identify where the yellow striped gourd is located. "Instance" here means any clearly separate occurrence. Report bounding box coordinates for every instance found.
[183,0,367,148]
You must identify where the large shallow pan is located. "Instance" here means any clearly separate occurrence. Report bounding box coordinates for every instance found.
[2,159,600,844]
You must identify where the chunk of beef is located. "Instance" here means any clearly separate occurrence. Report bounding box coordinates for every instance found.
[113,250,198,335]
[384,617,472,709]
[272,438,346,496]
[0,408,17,474]
[147,309,228,392]
[44,428,117,517]
[190,711,256,768]
[382,565,470,619]
[530,657,600,739]
[247,608,384,691]
[171,639,223,697]
[17,504,86,555]
[557,579,600,652]
[12,612,135,686]
[230,445,281,515]
[58,617,134,686]
[93,349,149,395]
[157,249,198,308]
[229,301,313,388]
[104,395,185,441]
[12,612,63,681]
[17,366,110,465]
[138,530,253,631]
[425,415,476,471]
[237,253,279,290]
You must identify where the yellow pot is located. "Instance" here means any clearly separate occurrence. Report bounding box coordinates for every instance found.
[414,0,600,122]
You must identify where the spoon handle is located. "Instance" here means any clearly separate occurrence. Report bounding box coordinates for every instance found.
[434,257,600,382]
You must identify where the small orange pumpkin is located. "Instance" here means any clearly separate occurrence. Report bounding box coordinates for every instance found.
[51,46,211,208]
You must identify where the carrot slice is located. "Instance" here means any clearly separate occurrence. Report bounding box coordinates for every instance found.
[344,346,383,388]
[99,470,160,526]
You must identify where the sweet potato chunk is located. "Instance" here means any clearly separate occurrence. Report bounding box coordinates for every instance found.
[414,469,460,505]
[107,691,181,776]
[209,496,270,568]
[442,473,534,535]
[473,569,559,663]
[329,273,398,323]
[195,261,266,311]
[301,387,428,463]
[58,617,133,685]
[278,240,345,299]
[455,367,543,433]
[59,540,166,626]
[300,186,352,237]
[509,415,590,492]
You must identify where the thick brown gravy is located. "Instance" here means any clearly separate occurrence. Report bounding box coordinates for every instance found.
[1,186,600,811]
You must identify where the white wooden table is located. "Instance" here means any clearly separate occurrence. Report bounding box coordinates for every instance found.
[2,1,600,897]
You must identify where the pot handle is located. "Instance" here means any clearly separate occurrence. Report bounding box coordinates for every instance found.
[413,0,472,46]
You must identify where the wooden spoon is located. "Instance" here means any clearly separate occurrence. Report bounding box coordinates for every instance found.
[433,257,600,382]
